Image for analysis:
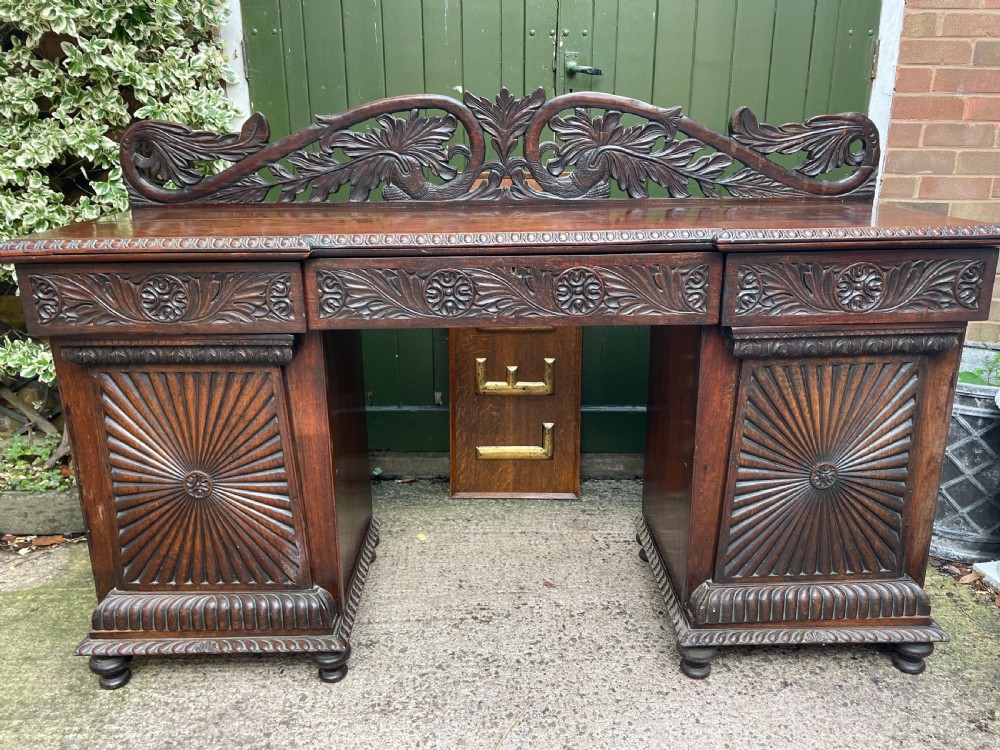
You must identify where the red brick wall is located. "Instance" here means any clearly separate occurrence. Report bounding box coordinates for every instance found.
[880,0,1000,339]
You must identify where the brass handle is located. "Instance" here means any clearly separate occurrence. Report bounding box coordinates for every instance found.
[476,357,555,396]
[476,423,554,460]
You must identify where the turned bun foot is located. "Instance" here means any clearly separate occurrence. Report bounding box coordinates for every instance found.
[679,646,717,679]
[315,646,352,683]
[89,655,133,690]
[891,642,934,675]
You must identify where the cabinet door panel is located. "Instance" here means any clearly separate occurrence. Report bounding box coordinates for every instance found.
[95,366,310,591]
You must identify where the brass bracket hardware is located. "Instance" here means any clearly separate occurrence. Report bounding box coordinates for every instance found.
[475,357,555,396]
[475,423,555,460]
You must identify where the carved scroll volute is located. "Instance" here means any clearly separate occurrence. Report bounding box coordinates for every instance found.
[120,87,880,205]
[121,94,489,205]
[521,93,880,199]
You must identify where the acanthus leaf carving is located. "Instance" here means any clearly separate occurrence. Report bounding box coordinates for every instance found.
[733,259,986,318]
[315,261,713,323]
[728,107,872,177]
[28,269,298,330]
[120,88,879,205]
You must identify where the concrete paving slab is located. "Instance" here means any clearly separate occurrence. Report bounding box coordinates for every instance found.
[1,480,998,750]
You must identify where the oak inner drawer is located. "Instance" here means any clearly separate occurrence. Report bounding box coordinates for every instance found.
[19,262,306,336]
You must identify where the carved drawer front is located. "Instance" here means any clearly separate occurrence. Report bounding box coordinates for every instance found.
[723,247,997,326]
[717,355,923,585]
[19,262,306,337]
[94,365,310,591]
[306,253,721,328]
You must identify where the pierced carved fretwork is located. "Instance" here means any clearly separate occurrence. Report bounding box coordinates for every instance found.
[120,88,878,205]
[99,369,304,588]
[721,359,919,581]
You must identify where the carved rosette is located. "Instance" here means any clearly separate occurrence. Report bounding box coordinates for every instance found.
[313,260,714,324]
[834,263,885,311]
[26,268,300,334]
[729,257,988,322]
[139,274,190,321]
[722,360,918,581]
[424,270,474,316]
[100,370,303,588]
[554,268,605,314]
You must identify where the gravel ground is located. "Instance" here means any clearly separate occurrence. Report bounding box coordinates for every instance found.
[1,479,998,750]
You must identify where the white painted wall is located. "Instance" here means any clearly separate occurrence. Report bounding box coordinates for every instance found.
[869,0,905,204]
[221,0,252,127]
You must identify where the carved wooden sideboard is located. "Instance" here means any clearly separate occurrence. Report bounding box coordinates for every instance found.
[3,89,999,688]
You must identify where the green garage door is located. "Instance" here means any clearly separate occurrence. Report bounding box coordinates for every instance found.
[240,0,881,451]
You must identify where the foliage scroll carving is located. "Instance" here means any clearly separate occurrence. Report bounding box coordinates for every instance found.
[121,88,879,205]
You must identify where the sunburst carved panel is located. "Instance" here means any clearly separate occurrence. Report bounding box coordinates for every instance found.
[721,359,919,581]
[99,370,303,588]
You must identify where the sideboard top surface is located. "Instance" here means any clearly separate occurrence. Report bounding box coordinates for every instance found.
[3,201,999,264]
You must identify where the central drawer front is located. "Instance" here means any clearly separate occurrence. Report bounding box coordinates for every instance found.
[305,252,721,328]
[18,262,306,337]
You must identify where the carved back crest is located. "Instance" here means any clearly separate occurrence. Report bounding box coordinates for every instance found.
[120,88,879,206]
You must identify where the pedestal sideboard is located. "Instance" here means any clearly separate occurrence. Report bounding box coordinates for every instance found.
[3,89,998,688]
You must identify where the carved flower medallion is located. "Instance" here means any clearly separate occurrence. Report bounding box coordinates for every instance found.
[809,462,839,490]
[139,275,190,322]
[182,470,214,499]
[834,263,885,312]
[554,267,605,314]
[424,270,474,316]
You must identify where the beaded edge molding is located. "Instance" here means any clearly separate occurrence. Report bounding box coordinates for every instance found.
[633,515,948,648]
[5,224,999,256]
[75,516,380,658]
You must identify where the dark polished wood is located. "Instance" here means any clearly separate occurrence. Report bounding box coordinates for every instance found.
[1,91,998,686]
[118,88,879,205]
